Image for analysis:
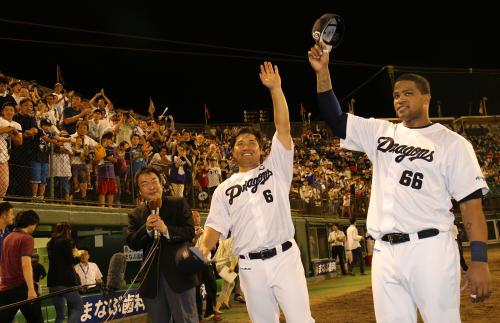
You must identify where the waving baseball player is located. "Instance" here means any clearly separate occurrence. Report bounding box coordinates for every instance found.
[199,62,314,323]
[308,43,491,322]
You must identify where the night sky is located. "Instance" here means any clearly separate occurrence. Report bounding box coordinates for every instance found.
[1,1,499,123]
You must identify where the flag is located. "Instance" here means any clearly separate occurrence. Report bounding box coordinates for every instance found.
[148,97,156,116]
[478,99,484,115]
[348,98,355,114]
[300,102,306,115]
[204,104,210,120]
[478,97,487,116]
[56,64,64,85]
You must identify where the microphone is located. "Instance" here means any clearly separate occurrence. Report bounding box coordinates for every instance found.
[106,252,127,292]
[149,197,163,240]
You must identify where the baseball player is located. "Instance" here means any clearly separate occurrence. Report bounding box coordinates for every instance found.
[308,43,492,322]
[199,62,314,323]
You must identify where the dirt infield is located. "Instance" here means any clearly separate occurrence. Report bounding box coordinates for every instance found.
[310,246,500,323]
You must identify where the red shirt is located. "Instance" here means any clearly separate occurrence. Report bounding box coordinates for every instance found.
[0,231,34,291]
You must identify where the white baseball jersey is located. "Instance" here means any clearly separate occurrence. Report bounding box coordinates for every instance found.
[205,133,295,255]
[341,114,489,239]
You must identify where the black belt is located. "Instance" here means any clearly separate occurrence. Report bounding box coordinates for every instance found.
[381,228,439,245]
[240,241,293,260]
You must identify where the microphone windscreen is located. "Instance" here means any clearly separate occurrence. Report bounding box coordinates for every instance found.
[106,252,127,291]
[149,197,163,211]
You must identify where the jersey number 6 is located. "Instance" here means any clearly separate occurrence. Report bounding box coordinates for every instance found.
[399,170,424,190]
[263,190,274,203]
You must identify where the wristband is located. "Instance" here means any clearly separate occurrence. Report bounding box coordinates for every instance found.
[470,241,488,262]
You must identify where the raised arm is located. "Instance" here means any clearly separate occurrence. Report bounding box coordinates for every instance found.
[259,61,291,150]
[308,44,346,139]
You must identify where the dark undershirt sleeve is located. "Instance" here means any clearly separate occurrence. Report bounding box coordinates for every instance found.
[317,90,347,139]
[458,188,483,204]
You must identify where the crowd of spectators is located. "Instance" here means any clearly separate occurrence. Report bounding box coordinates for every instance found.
[0,73,498,216]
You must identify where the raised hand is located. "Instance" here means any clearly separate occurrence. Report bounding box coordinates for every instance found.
[259,61,281,90]
[308,44,330,73]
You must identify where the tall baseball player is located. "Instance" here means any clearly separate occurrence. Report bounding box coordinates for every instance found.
[308,43,492,322]
[198,62,314,323]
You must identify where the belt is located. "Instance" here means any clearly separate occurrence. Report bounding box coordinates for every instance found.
[381,228,439,245]
[239,241,293,260]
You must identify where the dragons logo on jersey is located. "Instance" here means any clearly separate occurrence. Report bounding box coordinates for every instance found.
[225,169,273,205]
[376,137,434,163]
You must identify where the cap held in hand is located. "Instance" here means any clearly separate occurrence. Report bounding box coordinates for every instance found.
[312,13,345,53]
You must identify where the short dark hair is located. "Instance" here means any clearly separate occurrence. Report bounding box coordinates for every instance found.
[395,73,431,95]
[0,201,13,215]
[19,98,33,106]
[101,132,114,142]
[1,102,15,113]
[0,76,8,85]
[231,127,262,150]
[332,223,339,228]
[14,210,40,229]
[135,166,163,189]
[349,217,356,225]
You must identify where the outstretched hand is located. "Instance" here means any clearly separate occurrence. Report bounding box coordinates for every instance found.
[259,61,281,90]
[308,44,330,72]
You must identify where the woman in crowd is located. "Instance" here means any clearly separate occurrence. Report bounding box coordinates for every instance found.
[47,222,83,323]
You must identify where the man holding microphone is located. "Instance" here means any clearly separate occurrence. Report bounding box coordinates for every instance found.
[127,166,198,323]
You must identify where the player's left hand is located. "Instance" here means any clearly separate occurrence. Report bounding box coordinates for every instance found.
[259,61,281,90]
[461,261,492,303]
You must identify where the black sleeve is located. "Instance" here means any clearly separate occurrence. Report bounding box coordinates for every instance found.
[317,90,347,139]
[458,188,483,204]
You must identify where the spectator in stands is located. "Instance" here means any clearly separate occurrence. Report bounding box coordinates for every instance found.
[47,222,83,323]
[89,89,114,120]
[70,136,89,200]
[169,145,190,197]
[113,112,136,145]
[70,120,98,148]
[52,83,67,120]
[346,218,365,276]
[31,253,46,296]
[74,249,103,294]
[63,93,92,135]
[0,77,16,108]
[9,80,23,105]
[207,157,222,197]
[341,190,351,218]
[0,210,42,323]
[0,103,22,200]
[9,98,38,197]
[30,119,58,202]
[129,133,147,183]
[88,108,110,142]
[51,130,73,201]
[95,132,118,207]
[300,179,314,212]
